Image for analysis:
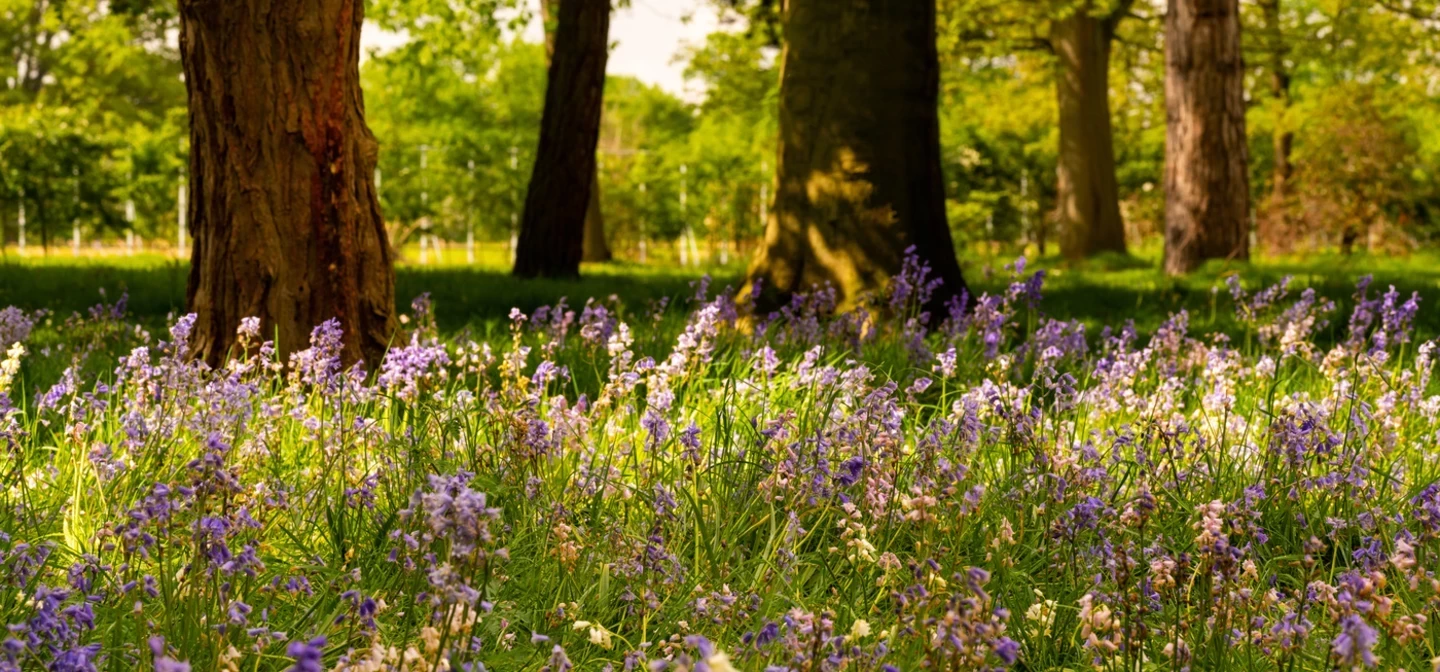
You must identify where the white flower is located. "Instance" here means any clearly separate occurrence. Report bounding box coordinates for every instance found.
[1255,355,1276,379]
[706,649,736,672]
[849,619,872,641]
[1025,589,1058,637]
[0,341,24,391]
[573,620,614,649]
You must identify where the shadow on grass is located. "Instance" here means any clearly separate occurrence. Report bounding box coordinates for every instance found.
[987,253,1440,344]
[5,251,1440,344]
[0,257,741,335]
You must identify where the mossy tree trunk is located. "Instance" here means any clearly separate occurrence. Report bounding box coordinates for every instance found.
[179,0,397,368]
[1051,4,1129,259]
[745,0,970,312]
[516,0,610,278]
[1163,0,1250,275]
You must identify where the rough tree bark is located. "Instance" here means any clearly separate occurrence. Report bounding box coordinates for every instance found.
[180,0,397,368]
[745,0,970,312]
[1051,2,1130,260]
[514,0,610,278]
[540,0,612,263]
[1162,0,1250,275]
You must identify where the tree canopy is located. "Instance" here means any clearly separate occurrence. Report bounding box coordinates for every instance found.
[2,0,1438,259]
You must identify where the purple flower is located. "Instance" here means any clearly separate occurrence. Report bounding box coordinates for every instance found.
[1331,615,1377,668]
[227,600,252,626]
[237,316,262,341]
[150,637,191,672]
[993,636,1019,665]
[403,471,503,559]
[378,333,452,401]
[543,644,572,672]
[0,306,36,347]
[285,637,326,672]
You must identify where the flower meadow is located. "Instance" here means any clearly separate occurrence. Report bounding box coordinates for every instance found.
[4,257,1440,672]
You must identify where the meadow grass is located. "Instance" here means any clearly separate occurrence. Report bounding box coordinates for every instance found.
[6,246,1440,339]
[3,250,1440,671]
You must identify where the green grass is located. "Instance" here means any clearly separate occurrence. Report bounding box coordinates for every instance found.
[6,247,1440,341]
[5,245,1440,670]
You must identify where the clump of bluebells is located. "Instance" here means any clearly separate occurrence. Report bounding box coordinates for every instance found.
[4,256,1440,672]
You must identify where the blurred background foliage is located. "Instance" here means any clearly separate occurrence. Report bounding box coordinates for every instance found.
[1,0,1437,259]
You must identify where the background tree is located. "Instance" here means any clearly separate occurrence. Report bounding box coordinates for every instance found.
[1050,0,1133,259]
[932,40,1060,255]
[6,0,1440,275]
[179,0,396,367]
[1162,0,1249,275]
[938,0,1146,259]
[1246,0,1440,254]
[673,30,778,262]
[1251,0,1293,245]
[512,0,611,279]
[0,106,123,250]
[746,0,970,311]
[538,0,611,262]
[0,0,187,248]
[1290,82,1425,254]
[362,27,544,257]
[595,76,699,259]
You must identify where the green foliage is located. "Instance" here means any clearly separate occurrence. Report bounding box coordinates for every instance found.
[10,250,1440,346]
[595,76,698,247]
[0,106,125,247]
[8,252,1440,670]
[360,17,778,260]
[1242,0,1440,251]
[1,0,1437,262]
[934,0,1440,256]
[0,0,185,247]
[363,35,546,245]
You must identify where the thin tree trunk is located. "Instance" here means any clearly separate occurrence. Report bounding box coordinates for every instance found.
[1257,0,1292,249]
[745,0,970,312]
[582,176,612,261]
[36,200,49,253]
[180,0,397,368]
[542,0,612,264]
[1162,0,1250,275]
[1052,6,1128,259]
[521,0,610,276]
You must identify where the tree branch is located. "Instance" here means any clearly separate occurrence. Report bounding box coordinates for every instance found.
[1376,0,1438,21]
[1103,0,1140,35]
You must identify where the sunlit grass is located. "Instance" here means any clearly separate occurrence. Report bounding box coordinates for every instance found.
[4,249,1440,670]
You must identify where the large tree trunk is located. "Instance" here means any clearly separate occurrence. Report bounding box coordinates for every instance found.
[515,0,610,278]
[1256,0,1292,250]
[745,0,970,313]
[540,0,612,264]
[1052,7,1127,260]
[1162,0,1250,275]
[180,0,397,368]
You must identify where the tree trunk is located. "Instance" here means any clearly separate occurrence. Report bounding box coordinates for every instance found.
[581,180,612,261]
[1052,7,1127,260]
[541,0,612,264]
[516,0,610,278]
[745,0,970,313]
[1256,0,1292,250]
[180,0,397,368]
[1162,0,1250,275]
